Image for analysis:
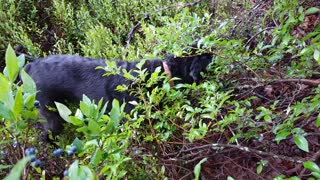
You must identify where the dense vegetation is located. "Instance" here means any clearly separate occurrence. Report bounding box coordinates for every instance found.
[0,0,320,179]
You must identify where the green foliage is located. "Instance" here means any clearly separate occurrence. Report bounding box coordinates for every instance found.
[303,161,320,179]
[4,156,31,180]
[68,160,96,180]
[1,0,320,179]
[193,158,207,180]
[0,46,39,178]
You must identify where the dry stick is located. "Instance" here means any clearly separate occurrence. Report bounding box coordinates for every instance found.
[173,143,305,163]
[212,144,305,163]
[123,0,202,57]
[273,78,320,87]
[244,26,275,47]
[243,77,320,87]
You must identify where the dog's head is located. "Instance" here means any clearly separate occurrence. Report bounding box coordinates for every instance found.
[165,53,213,84]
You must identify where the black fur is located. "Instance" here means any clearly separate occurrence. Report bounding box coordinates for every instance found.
[24,54,213,135]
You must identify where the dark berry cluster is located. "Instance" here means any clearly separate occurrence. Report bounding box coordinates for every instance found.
[52,145,77,177]
[25,147,41,167]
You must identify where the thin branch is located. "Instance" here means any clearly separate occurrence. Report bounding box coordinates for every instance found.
[124,0,202,57]
[244,27,275,47]
[272,78,320,87]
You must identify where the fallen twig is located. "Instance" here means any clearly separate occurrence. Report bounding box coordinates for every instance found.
[273,78,320,87]
[166,143,305,163]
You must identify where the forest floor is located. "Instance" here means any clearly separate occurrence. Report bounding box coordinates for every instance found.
[1,0,320,179]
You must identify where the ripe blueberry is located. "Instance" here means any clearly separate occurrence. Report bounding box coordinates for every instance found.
[25,147,36,155]
[13,142,19,148]
[70,146,77,153]
[67,150,74,156]
[29,155,36,162]
[63,170,68,176]
[32,159,41,167]
[34,100,40,109]
[53,149,64,157]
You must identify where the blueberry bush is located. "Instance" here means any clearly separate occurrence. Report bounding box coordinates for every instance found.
[1,0,320,179]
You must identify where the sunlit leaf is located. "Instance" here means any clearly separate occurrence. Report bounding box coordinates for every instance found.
[5,44,19,82]
[303,161,320,172]
[4,156,31,180]
[305,7,320,15]
[88,119,100,134]
[194,158,207,180]
[20,69,37,94]
[13,87,24,118]
[316,113,320,128]
[314,49,320,63]
[55,102,72,122]
[293,135,309,152]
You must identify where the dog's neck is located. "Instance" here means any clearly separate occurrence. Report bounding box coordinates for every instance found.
[162,62,174,87]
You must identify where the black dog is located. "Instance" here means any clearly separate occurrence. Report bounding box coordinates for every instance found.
[24,53,213,135]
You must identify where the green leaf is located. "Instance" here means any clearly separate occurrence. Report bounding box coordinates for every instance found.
[72,138,84,152]
[0,74,14,108]
[4,156,31,180]
[24,94,36,110]
[275,131,290,144]
[303,161,320,172]
[69,160,95,180]
[90,148,103,167]
[109,99,121,128]
[305,7,320,15]
[0,165,12,170]
[55,102,72,122]
[70,116,84,126]
[80,100,92,118]
[314,49,320,63]
[69,160,79,179]
[194,158,207,180]
[17,54,25,69]
[105,118,115,134]
[13,87,24,118]
[0,102,15,120]
[312,172,320,178]
[5,45,19,82]
[293,135,309,152]
[316,113,320,128]
[257,164,263,174]
[88,119,100,135]
[20,69,37,94]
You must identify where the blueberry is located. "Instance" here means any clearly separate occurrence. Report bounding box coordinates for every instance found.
[67,150,74,156]
[53,149,64,157]
[63,170,68,176]
[70,146,77,153]
[34,100,40,109]
[32,159,41,167]
[25,147,36,155]
[29,155,36,162]
[0,150,6,156]
[13,142,19,148]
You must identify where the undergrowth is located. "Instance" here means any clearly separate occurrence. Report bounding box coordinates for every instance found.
[1,0,320,179]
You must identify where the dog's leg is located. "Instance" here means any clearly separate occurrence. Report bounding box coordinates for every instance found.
[36,92,65,141]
